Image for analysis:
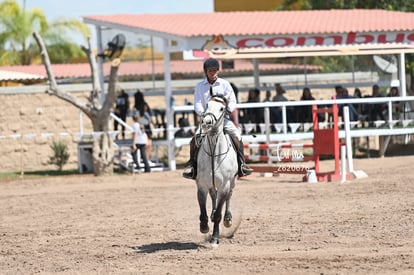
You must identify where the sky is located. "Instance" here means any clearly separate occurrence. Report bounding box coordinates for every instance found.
[23,0,214,47]
[24,0,214,21]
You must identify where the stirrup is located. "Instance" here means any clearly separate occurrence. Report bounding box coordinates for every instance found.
[239,164,253,177]
[183,167,196,180]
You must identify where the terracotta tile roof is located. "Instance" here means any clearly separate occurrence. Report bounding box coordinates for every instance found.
[83,9,414,37]
[0,60,319,81]
[0,70,43,81]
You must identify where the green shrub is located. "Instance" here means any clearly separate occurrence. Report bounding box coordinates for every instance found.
[49,140,70,171]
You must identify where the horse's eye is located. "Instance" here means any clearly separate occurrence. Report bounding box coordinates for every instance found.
[220,107,224,111]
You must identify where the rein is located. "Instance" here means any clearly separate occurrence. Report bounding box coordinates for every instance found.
[200,96,230,190]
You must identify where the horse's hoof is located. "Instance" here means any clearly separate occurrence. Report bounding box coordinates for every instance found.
[224,212,232,228]
[200,224,209,234]
[210,237,219,246]
[223,219,232,228]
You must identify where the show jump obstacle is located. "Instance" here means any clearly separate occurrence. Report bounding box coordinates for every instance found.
[248,103,356,182]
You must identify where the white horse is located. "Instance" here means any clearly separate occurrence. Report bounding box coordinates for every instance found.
[196,95,238,245]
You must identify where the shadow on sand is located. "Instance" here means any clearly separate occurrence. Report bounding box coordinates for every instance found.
[127,241,205,253]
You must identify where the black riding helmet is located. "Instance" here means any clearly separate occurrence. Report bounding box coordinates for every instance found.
[203,58,220,72]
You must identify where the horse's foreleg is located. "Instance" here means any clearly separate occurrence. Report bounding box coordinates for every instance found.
[210,196,225,245]
[209,188,217,222]
[223,189,233,228]
[198,188,209,234]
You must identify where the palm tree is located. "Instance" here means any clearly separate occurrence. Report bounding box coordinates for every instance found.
[0,0,90,65]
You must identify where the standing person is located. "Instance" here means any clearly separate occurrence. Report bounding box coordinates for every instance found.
[114,88,129,139]
[140,102,153,160]
[182,58,253,180]
[134,89,145,114]
[131,114,150,173]
[134,89,153,160]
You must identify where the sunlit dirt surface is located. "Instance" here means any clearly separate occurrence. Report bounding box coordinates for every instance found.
[1,156,413,274]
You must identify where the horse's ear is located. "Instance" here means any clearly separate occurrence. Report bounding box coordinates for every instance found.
[221,96,228,107]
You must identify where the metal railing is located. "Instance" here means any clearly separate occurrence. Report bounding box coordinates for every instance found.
[170,96,414,147]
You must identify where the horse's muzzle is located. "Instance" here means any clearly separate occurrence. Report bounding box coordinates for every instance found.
[201,115,214,131]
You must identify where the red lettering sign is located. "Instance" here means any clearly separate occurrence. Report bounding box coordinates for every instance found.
[265,37,294,47]
[235,32,414,49]
[297,35,342,46]
[346,32,374,44]
[378,33,404,43]
[236,38,263,48]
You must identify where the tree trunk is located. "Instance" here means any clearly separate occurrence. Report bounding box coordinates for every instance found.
[92,132,114,176]
[33,31,121,176]
[88,58,120,176]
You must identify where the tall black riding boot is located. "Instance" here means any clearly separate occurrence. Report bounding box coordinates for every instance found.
[182,136,198,180]
[232,138,253,177]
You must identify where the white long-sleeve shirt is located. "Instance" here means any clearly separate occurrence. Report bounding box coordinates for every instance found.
[194,77,237,116]
[133,122,147,145]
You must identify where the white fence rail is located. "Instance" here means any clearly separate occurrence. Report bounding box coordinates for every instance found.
[170,96,414,148]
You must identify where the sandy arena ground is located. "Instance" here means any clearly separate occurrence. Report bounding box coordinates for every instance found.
[1,155,414,274]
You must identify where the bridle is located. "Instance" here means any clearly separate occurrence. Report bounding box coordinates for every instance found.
[200,96,228,134]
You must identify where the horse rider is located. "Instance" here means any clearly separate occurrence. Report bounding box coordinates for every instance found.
[183,58,253,180]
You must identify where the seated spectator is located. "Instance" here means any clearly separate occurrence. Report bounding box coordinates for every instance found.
[353,88,363,116]
[242,88,262,132]
[367,84,386,124]
[387,86,401,120]
[353,88,369,127]
[334,85,358,121]
[175,117,193,138]
[263,90,271,102]
[271,83,289,123]
[297,87,315,123]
